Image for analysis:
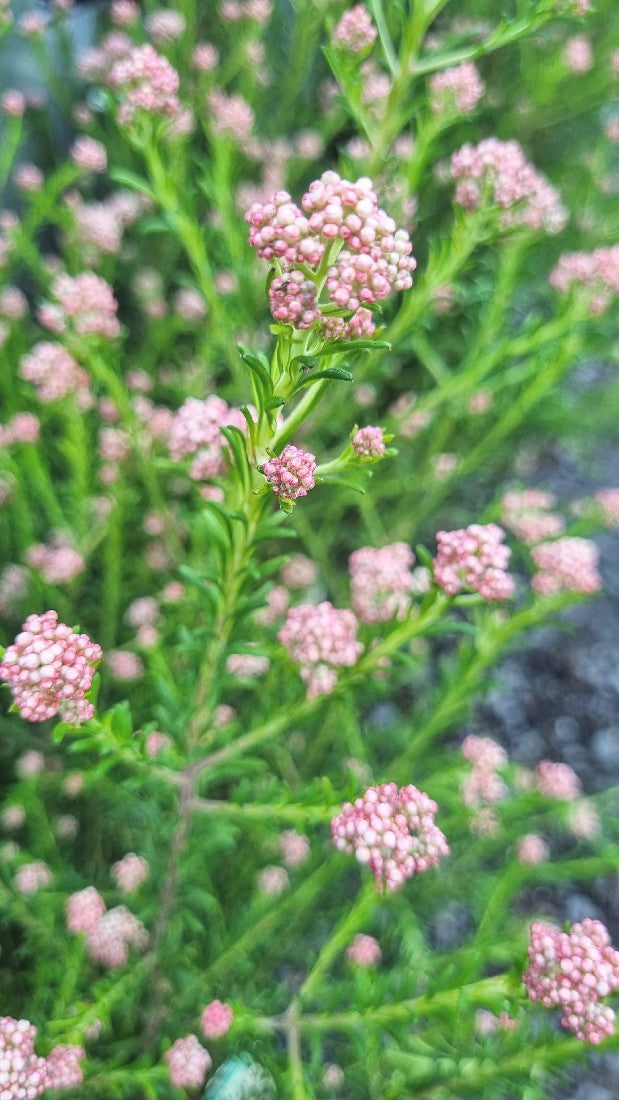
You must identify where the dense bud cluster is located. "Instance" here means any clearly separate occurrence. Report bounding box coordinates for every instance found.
[246,171,415,335]
[278,601,363,697]
[262,445,317,500]
[351,425,386,458]
[331,783,449,892]
[0,611,101,723]
[450,138,566,233]
[523,919,619,1043]
[349,543,415,623]
[0,1017,85,1097]
[531,537,601,595]
[433,524,514,599]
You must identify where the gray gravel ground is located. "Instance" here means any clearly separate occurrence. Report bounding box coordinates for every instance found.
[475,438,619,1099]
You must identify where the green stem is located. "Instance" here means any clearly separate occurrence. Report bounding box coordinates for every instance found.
[83,348,181,560]
[189,797,332,823]
[20,444,66,531]
[298,879,377,1004]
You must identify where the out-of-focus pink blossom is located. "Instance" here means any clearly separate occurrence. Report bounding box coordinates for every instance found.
[278,602,363,697]
[433,524,514,599]
[429,61,485,114]
[112,853,149,892]
[332,6,377,53]
[349,543,415,623]
[536,760,581,800]
[201,1001,234,1040]
[450,138,566,233]
[165,1035,212,1088]
[531,537,601,595]
[15,860,53,895]
[346,933,382,966]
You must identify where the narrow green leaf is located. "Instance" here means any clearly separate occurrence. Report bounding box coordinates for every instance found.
[292,367,353,392]
[315,338,391,355]
[108,168,155,200]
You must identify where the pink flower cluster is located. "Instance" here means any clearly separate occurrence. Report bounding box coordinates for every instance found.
[26,539,85,586]
[0,1017,85,1098]
[165,1035,212,1088]
[531,537,601,595]
[262,445,317,500]
[595,488,619,527]
[0,412,41,447]
[549,246,619,314]
[433,524,514,599]
[70,135,107,173]
[332,5,377,53]
[14,860,53,895]
[208,89,254,141]
[331,782,449,892]
[450,138,566,234]
[461,734,508,808]
[346,933,382,967]
[349,542,415,623]
[563,34,593,74]
[167,395,246,481]
[0,611,101,724]
[429,61,485,114]
[352,425,386,458]
[45,1045,86,1090]
[269,270,322,327]
[246,171,415,333]
[517,833,549,865]
[145,8,186,44]
[278,601,363,697]
[201,1000,234,1039]
[19,342,88,403]
[109,43,182,126]
[39,272,120,339]
[322,306,376,340]
[535,760,582,800]
[523,919,619,1043]
[67,886,148,968]
[501,489,565,545]
[112,852,149,892]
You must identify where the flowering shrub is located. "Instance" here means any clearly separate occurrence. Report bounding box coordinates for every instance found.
[0,0,618,1097]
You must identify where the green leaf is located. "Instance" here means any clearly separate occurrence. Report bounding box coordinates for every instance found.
[293,367,353,392]
[221,426,251,492]
[315,338,391,355]
[138,216,172,236]
[320,472,367,494]
[108,168,155,200]
[292,354,318,369]
[414,544,434,569]
[266,396,286,410]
